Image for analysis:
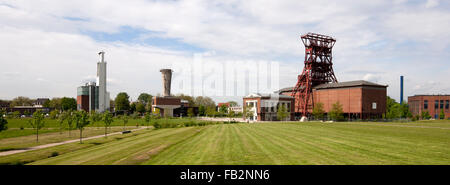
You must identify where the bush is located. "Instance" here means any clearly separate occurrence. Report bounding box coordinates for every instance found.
[49,152,59,158]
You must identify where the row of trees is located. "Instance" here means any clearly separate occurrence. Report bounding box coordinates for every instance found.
[29,110,114,143]
[1,96,77,111]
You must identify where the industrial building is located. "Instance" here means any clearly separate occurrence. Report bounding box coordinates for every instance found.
[278,80,387,119]
[243,93,295,121]
[152,69,181,117]
[408,95,450,119]
[76,51,110,112]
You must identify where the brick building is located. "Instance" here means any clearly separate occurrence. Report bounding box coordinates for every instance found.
[243,93,295,121]
[278,80,387,120]
[408,95,450,119]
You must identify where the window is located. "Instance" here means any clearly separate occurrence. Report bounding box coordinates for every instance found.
[446,100,449,109]
[440,100,444,109]
[424,100,428,109]
[372,102,377,110]
[435,100,439,109]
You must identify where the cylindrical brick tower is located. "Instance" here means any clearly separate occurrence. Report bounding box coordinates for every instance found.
[160,69,172,97]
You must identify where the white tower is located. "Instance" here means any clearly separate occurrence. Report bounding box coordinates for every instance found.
[97,51,109,112]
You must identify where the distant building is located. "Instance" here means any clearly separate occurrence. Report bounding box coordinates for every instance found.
[33,98,49,108]
[76,51,110,113]
[243,93,295,121]
[408,95,450,119]
[229,106,243,113]
[278,80,387,120]
[77,82,99,112]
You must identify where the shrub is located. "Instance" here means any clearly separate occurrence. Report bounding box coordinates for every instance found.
[49,152,59,158]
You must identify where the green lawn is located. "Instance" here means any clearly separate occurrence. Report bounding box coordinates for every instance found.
[2,121,450,165]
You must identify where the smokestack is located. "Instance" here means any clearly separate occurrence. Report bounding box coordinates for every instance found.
[160,69,173,97]
[400,76,404,105]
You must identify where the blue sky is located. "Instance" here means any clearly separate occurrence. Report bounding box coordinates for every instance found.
[1,0,450,104]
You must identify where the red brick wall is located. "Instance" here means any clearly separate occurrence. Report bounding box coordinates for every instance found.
[153,97,181,106]
[77,95,89,112]
[313,86,386,116]
[408,95,450,119]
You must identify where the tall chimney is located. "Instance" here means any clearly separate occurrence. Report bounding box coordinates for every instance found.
[160,69,172,97]
[400,76,404,105]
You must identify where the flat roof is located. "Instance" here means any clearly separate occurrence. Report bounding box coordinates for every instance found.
[276,80,387,93]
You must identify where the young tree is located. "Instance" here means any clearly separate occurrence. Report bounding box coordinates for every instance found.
[219,104,228,114]
[329,102,344,121]
[58,111,67,134]
[66,110,74,137]
[243,106,254,121]
[0,110,8,132]
[12,111,20,118]
[89,111,102,128]
[74,111,90,143]
[28,110,45,142]
[312,102,325,120]
[198,105,206,116]
[227,110,235,123]
[144,112,151,129]
[205,106,216,117]
[277,105,289,121]
[102,111,113,137]
[421,111,431,120]
[122,115,129,131]
[49,109,59,119]
[187,108,194,118]
[440,109,445,120]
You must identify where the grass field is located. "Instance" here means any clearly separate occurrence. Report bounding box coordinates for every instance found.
[2,120,450,165]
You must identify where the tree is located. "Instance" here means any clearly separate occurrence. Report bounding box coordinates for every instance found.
[136,103,146,115]
[205,106,217,117]
[312,102,325,120]
[74,110,90,143]
[28,110,45,142]
[12,111,20,118]
[65,110,74,137]
[144,112,151,129]
[277,104,289,121]
[194,96,216,108]
[198,105,206,116]
[49,110,59,119]
[219,104,228,114]
[243,106,254,121]
[58,111,67,134]
[227,110,235,122]
[440,109,445,120]
[421,111,431,120]
[129,102,136,114]
[227,101,238,107]
[187,108,194,118]
[0,110,8,132]
[137,93,153,105]
[329,102,344,121]
[175,94,195,106]
[49,98,62,111]
[122,115,129,131]
[102,111,113,137]
[61,97,77,111]
[90,111,102,128]
[115,92,130,113]
[10,96,33,107]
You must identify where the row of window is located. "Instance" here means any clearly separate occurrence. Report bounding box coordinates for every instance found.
[245,101,291,112]
[423,100,450,109]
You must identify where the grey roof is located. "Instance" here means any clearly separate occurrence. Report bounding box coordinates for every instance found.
[275,80,387,93]
[313,80,388,89]
[245,93,294,99]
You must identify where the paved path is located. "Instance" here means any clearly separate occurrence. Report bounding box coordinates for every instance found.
[0,127,150,157]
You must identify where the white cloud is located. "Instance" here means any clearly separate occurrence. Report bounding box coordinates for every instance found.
[0,0,450,103]
[426,0,440,8]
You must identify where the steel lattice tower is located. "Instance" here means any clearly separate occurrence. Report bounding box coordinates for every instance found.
[292,33,337,117]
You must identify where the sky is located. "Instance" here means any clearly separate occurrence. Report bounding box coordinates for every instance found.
[1,0,450,105]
